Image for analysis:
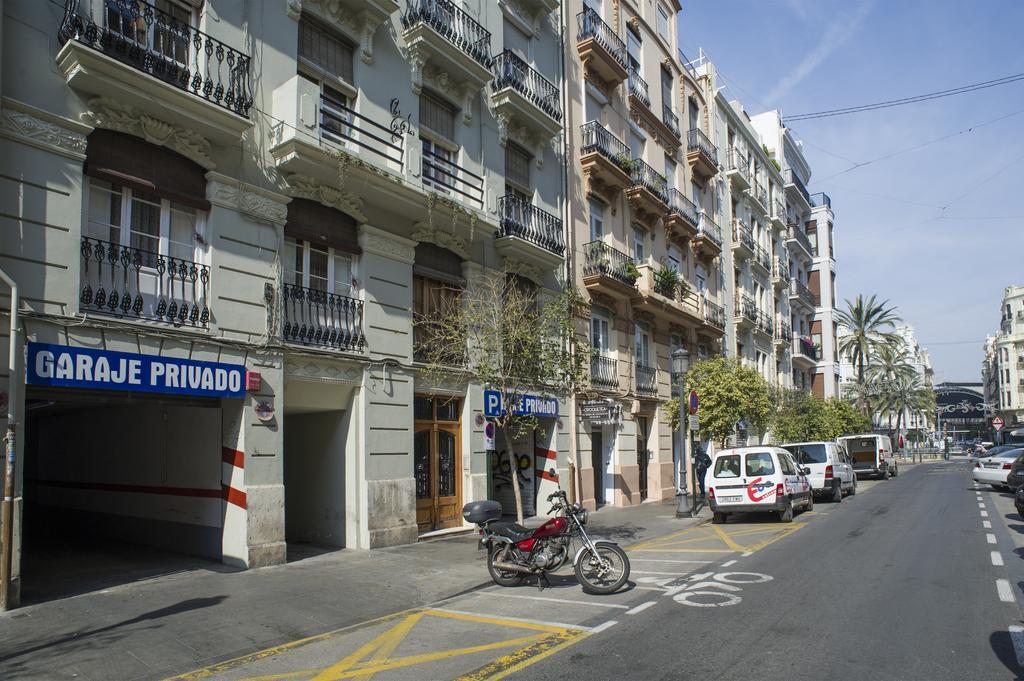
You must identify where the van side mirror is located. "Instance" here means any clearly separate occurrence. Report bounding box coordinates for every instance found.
[800,467,811,476]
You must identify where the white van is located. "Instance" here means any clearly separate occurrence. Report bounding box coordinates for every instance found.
[838,434,897,480]
[706,447,813,524]
[781,441,857,502]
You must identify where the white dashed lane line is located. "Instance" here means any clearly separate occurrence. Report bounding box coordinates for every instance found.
[984,521,993,529]
[591,620,618,633]
[721,560,737,567]
[998,579,1016,603]
[625,601,658,615]
[988,533,998,544]
[477,592,631,610]
[992,552,1004,567]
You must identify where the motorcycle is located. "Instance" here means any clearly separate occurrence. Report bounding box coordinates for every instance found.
[461,490,630,595]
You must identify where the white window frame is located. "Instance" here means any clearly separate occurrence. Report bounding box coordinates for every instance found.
[635,321,651,366]
[284,236,357,297]
[589,197,605,240]
[632,226,646,264]
[656,5,671,43]
[108,0,196,69]
[592,307,612,355]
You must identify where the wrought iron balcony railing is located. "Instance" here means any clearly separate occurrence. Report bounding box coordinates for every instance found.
[726,147,749,182]
[775,319,792,342]
[80,237,210,327]
[790,278,818,308]
[751,180,768,209]
[583,241,636,288]
[698,214,723,246]
[687,128,718,164]
[784,168,811,205]
[422,145,484,206]
[794,336,819,360]
[580,121,631,173]
[496,195,564,256]
[591,354,618,390]
[282,283,364,352]
[772,257,790,282]
[787,223,814,256]
[321,92,405,169]
[703,297,726,331]
[628,68,651,107]
[732,219,754,252]
[734,293,757,321]
[662,104,680,138]
[491,50,561,121]
[402,0,492,68]
[753,243,772,272]
[667,188,700,227]
[59,0,253,117]
[772,198,786,219]
[755,310,775,336]
[577,8,627,69]
[636,363,657,396]
[630,158,668,204]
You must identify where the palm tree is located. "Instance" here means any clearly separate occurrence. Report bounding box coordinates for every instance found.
[836,294,902,413]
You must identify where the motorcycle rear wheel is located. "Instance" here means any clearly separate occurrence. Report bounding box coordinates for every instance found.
[574,544,630,595]
[487,544,526,587]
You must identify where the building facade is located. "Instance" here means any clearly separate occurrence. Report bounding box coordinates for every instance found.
[990,285,1024,429]
[0,0,570,606]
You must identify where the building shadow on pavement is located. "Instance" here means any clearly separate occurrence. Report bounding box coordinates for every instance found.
[989,630,1024,680]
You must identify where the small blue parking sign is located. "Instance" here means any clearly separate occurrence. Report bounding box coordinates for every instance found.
[483,389,558,418]
[484,390,503,417]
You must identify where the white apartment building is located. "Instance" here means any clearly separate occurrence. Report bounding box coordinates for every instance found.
[991,285,1024,427]
[0,0,569,607]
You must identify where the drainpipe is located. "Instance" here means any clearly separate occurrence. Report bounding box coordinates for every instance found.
[0,266,18,611]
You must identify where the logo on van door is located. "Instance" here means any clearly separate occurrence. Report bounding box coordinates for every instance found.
[746,477,776,502]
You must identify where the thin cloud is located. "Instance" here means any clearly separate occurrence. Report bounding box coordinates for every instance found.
[766,0,876,104]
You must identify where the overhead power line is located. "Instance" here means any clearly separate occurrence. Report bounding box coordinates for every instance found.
[787,72,1024,121]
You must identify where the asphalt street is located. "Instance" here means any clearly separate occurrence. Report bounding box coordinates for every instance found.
[511,460,1024,681]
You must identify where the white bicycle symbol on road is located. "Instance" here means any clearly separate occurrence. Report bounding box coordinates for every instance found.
[663,571,774,608]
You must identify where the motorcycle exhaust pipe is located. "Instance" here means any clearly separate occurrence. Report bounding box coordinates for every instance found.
[492,560,538,575]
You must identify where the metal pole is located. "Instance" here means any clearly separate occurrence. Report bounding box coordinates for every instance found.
[676,392,691,518]
[0,266,19,611]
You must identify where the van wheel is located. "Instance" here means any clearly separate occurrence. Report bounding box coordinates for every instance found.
[804,493,814,512]
[779,499,794,523]
[881,467,891,481]
[831,481,843,503]
[849,479,857,496]
[713,512,727,524]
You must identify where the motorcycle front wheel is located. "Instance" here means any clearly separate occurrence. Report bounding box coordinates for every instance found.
[487,544,526,587]
[574,544,630,595]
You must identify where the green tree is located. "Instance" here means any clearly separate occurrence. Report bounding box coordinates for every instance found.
[680,357,772,447]
[836,294,901,413]
[416,270,591,523]
[818,398,871,439]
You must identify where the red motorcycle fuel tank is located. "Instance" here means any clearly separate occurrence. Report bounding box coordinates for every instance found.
[515,516,567,552]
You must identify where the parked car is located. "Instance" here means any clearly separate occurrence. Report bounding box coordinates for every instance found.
[781,441,857,502]
[838,434,897,479]
[973,444,1016,461]
[706,446,813,524]
[972,448,1024,491]
[1004,452,1024,490]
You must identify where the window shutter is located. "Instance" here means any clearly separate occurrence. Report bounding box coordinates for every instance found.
[414,243,464,283]
[84,129,209,210]
[505,144,531,188]
[298,16,354,83]
[419,91,456,141]
[284,198,361,254]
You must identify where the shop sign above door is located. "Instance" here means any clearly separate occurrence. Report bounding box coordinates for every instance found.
[26,342,246,398]
[483,389,558,418]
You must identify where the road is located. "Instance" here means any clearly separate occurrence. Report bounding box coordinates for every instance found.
[175,460,1024,680]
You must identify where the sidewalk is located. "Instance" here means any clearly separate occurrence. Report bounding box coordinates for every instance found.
[0,497,699,681]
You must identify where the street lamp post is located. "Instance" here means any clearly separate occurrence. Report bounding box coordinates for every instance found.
[672,348,692,519]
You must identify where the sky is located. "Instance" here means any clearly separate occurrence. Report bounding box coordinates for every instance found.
[678,0,1024,385]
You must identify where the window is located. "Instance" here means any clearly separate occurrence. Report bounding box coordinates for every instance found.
[778,452,797,475]
[667,245,681,274]
[585,90,604,123]
[503,22,531,60]
[592,306,611,354]
[632,226,646,263]
[284,238,353,296]
[299,16,355,85]
[505,143,532,193]
[696,264,706,293]
[108,0,193,66]
[661,68,673,112]
[714,455,741,478]
[413,246,465,365]
[420,92,458,194]
[589,197,605,240]
[785,444,827,465]
[657,5,671,42]
[664,154,677,187]
[630,130,645,160]
[744,452,775,477]
[635,321,651,365]
[420,91,456,141]
[626,23,642,72]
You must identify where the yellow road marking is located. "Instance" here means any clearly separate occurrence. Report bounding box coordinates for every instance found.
[455,629,590,681]
[427,608,570,634]
[707,523,746,552]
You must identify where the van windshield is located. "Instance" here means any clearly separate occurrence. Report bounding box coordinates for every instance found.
[784,444,827,464]
[714,455,741,478]
[744,452,775,477]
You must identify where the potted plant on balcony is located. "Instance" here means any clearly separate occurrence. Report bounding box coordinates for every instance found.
[614,153,638,174]
[653,265,680,299]
[624,261,641,284]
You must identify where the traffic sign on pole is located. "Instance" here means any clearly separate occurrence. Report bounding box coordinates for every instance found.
[688,390,699,415]
[993,416,1005,431]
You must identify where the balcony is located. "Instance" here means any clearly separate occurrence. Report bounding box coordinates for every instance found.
[789,279,817,311]
[576,8,628,86]
[792,336,819,368]
[582,241,638,298]
[1002,318,1013,334]
[771,198,787,228]
[423,145,485,207]
[495,195,564,267]
[57,0,253,143]
[636,363,658,397]
[662,105,681,139]
[749,180,769,215]
[579,121,632,200]
[772,257,790,289]
[634,267,702,324]
[282,284,365,352]
[725,148,750,191]
[626,159,669,221]
[686,128,719,182]
[732,219,754,260]
[402,0,493,95]
[784,168,811,211]
[693,214,723,259]
[592,354,619,391]
[270,78,406,184]
[774,319,793,349]
[734,293,757,329]
[490,50,562,142]
[754,310,774,338]
[752,243,772,276]
[703,297,727,334]
[811,192,832,210]
[665,188,700,239]
[628,68,651,108]
[786,223,814,261]
[80,237,209,328]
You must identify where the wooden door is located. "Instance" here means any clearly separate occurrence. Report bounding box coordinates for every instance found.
[414,396,462,533]
[591,429,604,507]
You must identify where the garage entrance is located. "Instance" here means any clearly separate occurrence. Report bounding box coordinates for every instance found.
[21,388,228,604]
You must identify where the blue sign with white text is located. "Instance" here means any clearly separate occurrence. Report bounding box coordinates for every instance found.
[483,390,559,418]
[26,342,246,399]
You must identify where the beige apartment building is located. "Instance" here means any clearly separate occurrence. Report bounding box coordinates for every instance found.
[990,285,1024,429]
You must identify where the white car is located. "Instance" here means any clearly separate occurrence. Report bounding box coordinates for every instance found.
[972,449,1024,490]
[780,441,857,502]
[707,446,813,524]
[838,434,897,479]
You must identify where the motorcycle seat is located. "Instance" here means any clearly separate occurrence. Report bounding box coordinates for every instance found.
[488,521,534,542]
